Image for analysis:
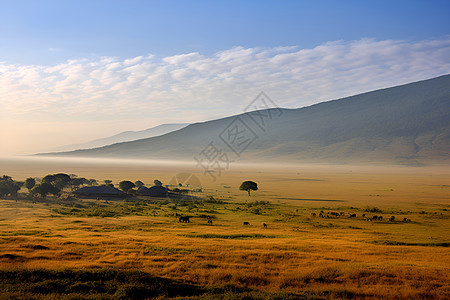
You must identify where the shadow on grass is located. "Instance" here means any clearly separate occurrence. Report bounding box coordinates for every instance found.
[180,233,281,239]
[370,240,449,247]
[0,269,303,299]
[0,269,202,299]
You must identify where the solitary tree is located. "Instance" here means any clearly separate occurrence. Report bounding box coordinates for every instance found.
[25,177,36,192]
[239,181,258,196]
[153,179,162,187]
[119,181,135,192]
[104,180,113,187]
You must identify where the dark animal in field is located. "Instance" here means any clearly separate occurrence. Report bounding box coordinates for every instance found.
[311,213,316,217]
[207,219,213,225]
[349,213,356,218]
[263,223,267,228]
[179,216,190,223]
[243,222,250,226]
[362,214,366,217]
[372,215,378,221]
[319,213,324,218]
[320,210,324,214]
[378,216,383,221]
[340,212,345,216]
[407,219,411,222]
[389,216,395,222]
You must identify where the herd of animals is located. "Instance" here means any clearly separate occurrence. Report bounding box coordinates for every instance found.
[178,215,267,227]
[177,210,412,227]
[310,210,412,222]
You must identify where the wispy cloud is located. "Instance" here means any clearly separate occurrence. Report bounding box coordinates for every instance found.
[1,38,450,154]
[2,38,450,118]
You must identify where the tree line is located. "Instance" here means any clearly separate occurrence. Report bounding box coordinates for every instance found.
[0,174,165,200]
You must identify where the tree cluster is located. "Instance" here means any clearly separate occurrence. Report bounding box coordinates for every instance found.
[0,175,22,198]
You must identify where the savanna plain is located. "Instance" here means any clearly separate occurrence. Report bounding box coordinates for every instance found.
[0,158,449,299]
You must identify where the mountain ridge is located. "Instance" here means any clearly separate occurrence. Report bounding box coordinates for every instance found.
[51,123,189,151]
[38,75,450,165]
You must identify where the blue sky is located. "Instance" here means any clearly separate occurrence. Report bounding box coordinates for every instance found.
[1,0,450,155]
[1,0,449,64]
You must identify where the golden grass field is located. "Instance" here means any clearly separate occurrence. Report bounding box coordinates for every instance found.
[0,157,449,299]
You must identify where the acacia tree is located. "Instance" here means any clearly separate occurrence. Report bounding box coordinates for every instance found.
[25,178,36,192]
[31,183,60,199]
[0,181,20,198]
[0,176,21,199]
[71,177,89,190]
[119,181,135,192]
[135,180,144,188]
[239,181,258,196]
[42,173,71,190]
[153,179,162,187]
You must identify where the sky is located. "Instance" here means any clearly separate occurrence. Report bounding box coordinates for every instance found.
[1,0,450,156]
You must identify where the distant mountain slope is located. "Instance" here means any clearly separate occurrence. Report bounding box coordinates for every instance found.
[39,75,450,165]
[52,123,189,151]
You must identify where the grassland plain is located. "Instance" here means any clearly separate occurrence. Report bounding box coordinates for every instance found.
[0,160,449,299]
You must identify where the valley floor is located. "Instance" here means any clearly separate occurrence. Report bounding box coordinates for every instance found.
[0,160,449,299]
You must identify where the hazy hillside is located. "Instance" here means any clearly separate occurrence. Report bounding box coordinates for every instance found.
[39,75,450,165]
[52,123,189,151]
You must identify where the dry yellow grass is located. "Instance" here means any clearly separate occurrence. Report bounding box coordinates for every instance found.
[0,158,449,298]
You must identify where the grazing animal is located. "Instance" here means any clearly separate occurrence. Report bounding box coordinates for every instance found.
[179,216,190,223]
[403,217,408,222]
[389,216,395,222]
[340,212,345,216]
[263,223,267,228]
[362,214,366,217]
[319,213,324,218]
[243,222,250,226]
[349,213,356,218]
[372,215,378,221]
[407,219,411,222]
[207,219,213,225]
[311,213,316,217]
[378,216,383,221]
[320,210,324,214]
